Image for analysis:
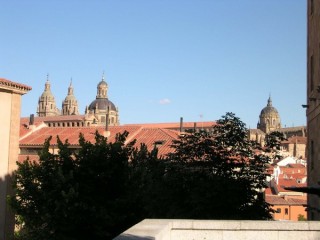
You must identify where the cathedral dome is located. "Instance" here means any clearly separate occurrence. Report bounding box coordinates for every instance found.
[260,97,279,118]
[88,98,117,111]
[257,96,281,133]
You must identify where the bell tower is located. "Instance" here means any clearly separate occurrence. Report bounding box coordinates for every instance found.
[37,75,60,117]
[62,79,79,115]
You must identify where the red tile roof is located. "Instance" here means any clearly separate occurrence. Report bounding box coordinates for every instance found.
[280,165,306,175]
[19,125,180,158]
[129,128,180,157]
[19,126,143,146]
[266,195,307,206]
[0,78,32,92]
[277,178,307,192]
[124,121,216,129]
[20,117,47,138]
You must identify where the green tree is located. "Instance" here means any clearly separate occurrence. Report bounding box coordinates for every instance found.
[10,131,137,240]
[162,112,273,219]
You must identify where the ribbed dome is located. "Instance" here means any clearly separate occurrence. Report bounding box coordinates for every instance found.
[260,97,279,117]
[88,98,116,111]
[40,80,55,99]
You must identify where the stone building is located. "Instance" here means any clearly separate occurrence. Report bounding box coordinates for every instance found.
[36,74,119,126]
[306,0,320,220]
[248,96,307,159]
[0,78,31,240]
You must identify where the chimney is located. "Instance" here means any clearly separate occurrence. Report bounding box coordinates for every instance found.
[180,117,183,132]
[29,114,36,130]
[29,114,34,125]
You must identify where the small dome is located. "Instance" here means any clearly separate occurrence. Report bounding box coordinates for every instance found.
[98,80,108,88]
[88,98,116,111]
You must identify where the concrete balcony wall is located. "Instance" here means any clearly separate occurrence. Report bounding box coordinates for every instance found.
[114,219,320,240]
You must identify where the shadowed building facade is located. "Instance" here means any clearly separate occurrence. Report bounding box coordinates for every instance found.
[0,78,31,240]
[307,0,320,220]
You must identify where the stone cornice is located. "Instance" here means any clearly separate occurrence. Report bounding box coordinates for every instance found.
[0,78,32,95]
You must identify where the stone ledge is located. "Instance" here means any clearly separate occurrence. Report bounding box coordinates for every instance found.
[114,219,320,240]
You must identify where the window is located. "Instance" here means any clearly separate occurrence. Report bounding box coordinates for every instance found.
[276,208,281,213]
[311,0,314,15]
[285,208,288,215]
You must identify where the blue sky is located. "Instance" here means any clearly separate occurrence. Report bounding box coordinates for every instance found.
[0,0,306,128]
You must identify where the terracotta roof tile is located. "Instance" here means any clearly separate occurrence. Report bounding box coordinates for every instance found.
[0,78,32,92]
[266,195,307,205]
[277,178,307,192]
[124,121,216,129]
[19,125,180,158]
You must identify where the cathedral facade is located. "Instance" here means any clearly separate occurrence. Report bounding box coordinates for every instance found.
[36,74,119,127]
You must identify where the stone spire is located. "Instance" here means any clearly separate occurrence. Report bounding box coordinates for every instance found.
[62,78,79,115]
[267,95,272,107]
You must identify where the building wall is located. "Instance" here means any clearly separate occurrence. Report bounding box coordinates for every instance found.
[307,0,320,220]
[0,79,31,240]
[271,205,307,221]
[0,91,13,240]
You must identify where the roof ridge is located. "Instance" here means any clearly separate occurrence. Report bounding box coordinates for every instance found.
[19,122,47,141]
[124,126,144,145]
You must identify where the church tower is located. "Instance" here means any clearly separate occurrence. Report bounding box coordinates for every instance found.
[62,79,79,115]
[37,75,60,117]
[257,96,281,133]
[85,73,120,126]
